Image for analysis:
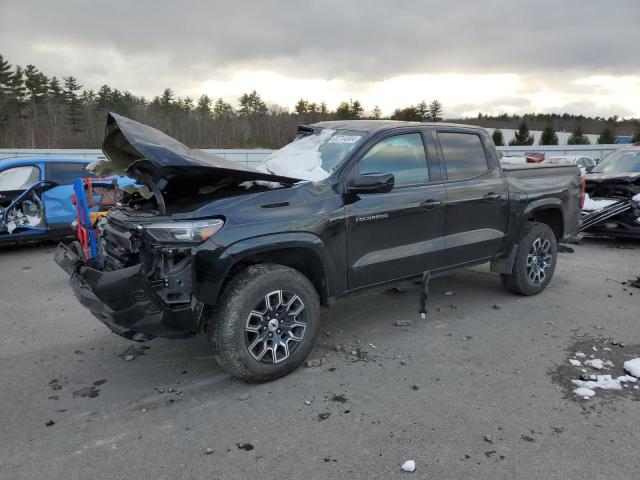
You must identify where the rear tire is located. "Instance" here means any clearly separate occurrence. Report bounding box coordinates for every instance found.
[501,221,557,296]
[208,263,320,382]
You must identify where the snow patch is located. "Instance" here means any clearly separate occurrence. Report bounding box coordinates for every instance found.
[623,358,640,377]
[568,359,582,367]
[574,352,586,358]
[573,387,595,398]
[632,193,640,202]
[401,460,416,472]
[582,193,618,212]
[572,374,636,391]
[584,358,613,370]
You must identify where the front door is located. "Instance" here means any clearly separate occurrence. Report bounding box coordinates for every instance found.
[345,132,447,289]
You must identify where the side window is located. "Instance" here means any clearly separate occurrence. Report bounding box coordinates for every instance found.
[438,132,489,180]
[0,165,40,191]
[46,162,93,184]
[358,133,428,187]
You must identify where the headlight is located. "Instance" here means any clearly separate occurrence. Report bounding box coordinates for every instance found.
[142,219,224,243]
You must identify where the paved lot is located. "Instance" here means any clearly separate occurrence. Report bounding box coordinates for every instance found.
[1,237,639,479]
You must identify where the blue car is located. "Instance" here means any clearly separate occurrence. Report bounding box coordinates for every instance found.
[0,156,131,244]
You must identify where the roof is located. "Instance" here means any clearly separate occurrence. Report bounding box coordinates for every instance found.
[0,156,95,166]
[309,120,486,134]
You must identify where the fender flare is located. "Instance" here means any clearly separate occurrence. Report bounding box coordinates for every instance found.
[192,232,336,309]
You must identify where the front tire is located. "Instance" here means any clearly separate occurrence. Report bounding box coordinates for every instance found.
[208,263,320,382]
[501,222,557,296]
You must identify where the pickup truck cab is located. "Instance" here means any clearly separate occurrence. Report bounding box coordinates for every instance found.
[56,113,582,381]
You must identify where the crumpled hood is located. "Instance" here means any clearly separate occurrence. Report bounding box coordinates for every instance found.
[90,112,301,186]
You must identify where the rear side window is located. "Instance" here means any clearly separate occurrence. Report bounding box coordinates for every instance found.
[358,133,428,187]
[438,132,489,180]
[46,162,93,184]
[0,165,40,190]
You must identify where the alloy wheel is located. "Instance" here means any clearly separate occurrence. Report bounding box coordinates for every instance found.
[245,290,307,363]
[526,237,552,284]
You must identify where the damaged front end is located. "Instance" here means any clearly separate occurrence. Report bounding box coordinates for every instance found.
[56,112,299,340]
[55,208,222,340]
[581,173,640,237]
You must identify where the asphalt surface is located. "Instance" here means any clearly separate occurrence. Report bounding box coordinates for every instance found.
[1,237,639,479]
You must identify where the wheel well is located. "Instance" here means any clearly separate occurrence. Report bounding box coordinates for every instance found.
[227,248,329,306]
[527,208,563,240]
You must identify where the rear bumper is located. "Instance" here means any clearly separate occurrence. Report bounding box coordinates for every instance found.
[55,243,197,339]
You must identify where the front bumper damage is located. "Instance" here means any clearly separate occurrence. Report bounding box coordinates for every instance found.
[55,242,200,340]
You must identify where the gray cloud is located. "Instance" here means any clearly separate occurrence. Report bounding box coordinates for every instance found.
[1,0,639,115]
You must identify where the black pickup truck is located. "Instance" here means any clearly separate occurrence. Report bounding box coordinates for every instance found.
[56,113,582,381]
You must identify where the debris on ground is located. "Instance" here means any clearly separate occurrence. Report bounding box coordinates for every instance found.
[236,443,254,451]
[483,434,494,444]
[552,338,640,402]
[205,448,214,455]
[401,460,416,472]
[395,320,412,327]
[629,277,640,289]
[623,358,640,377]
[411,384,420,391]
[492,304,503,310]
[72,385,100,398]
[444,291,455,296]
[118,345,150,361]
[304,400,312,406]
[318,413,331,421]
[239,393,249,401]
[305,358,322,368]
[45,420,55,427]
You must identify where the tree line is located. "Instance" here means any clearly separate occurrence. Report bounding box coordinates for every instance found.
[0,53,638,149]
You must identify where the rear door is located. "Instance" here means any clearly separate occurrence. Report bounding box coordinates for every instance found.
[434,128,508,265]
[345,130,447,289]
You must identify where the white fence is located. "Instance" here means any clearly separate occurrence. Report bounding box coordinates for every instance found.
[0,144,624,165]
[0,148,273,168]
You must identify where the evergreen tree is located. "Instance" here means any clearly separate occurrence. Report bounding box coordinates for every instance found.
[0,54,13,95]
[390,106,421,122]
[427,100,443,121]
[371,105,382,119]
[24,65,49,103]
[238,90,267,116]
[9,66,26,104]
[350,100,363,119]
[195,94,212,117]
[567,126,590,145]
[416,100,429,121]
[319,102,328,115]
[631,122,640,144]
[63,76,83,132]
[597,127,617,144]
[492,129,505,146]
[335,99,363,120]
[212,97,234,118]
[295,98,309,115]
[509,120,534,146]
[539,125,558,145]
[48,77,63,100]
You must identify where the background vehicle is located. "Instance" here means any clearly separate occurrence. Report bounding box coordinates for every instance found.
[56,114,582,381]
[545,155,596,171]
[582,144,640,238]
[0,157,132,244]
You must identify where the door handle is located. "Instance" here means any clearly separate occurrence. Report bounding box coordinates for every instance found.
[420,199,442,210]
[482,192,502,202]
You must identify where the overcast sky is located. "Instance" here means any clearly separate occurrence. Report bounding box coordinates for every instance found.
[1,0,639,117]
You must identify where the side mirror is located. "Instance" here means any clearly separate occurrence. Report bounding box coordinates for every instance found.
[585,165,594,173]
[346,173,394,194]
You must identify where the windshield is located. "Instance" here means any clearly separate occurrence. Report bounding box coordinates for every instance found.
[591,148,640,173]
[258,128,365,181]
